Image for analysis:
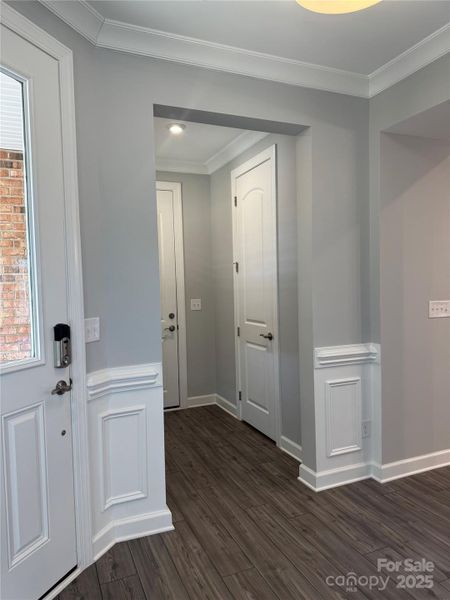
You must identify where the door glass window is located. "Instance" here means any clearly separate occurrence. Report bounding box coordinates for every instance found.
[0,69,37,365]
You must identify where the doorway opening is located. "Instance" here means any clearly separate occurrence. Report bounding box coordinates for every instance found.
[154,106,307,448]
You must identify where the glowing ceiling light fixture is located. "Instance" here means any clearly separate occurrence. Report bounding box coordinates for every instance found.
[168,123,186,135]
[296,0,382,14]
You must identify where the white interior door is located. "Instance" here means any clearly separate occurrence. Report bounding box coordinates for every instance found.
[156,182,186,409]
[232,146,280,441]
[0,24,77,600]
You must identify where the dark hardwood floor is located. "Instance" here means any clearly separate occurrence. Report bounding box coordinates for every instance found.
[59,405,450,600]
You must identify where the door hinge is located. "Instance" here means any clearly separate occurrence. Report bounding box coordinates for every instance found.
[234,196,237,207]
[238,390,242,401]
[234,261,239,273]
[237,326,240,337]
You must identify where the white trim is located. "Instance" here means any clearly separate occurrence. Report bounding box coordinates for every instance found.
[205,132,269,174]
[314,343,379,368]
[156,158,209,175]
[299,462,371,492]
[38,0,450,98]
[185,394,217,408]
[372,449,450,484]
[156,181,187,409]
[231,145,281,446]
[215,394,239,419]
[156,132,270,176]
[279,436,303,462]
[92,508,173,562]
[369,25,450,97]
[87,363,162,401]
[1,0,92,572]
[40,0,104,44]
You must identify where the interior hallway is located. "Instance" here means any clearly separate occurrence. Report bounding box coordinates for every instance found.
[59,406,450,600]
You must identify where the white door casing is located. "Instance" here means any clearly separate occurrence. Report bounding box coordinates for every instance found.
[231,145,281,442]
[156,182,187,409]
[0,5,90,599]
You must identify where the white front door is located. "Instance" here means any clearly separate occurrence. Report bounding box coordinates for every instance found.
[156,182,185,409]
[0,24,77,600]
[232,146,280,441]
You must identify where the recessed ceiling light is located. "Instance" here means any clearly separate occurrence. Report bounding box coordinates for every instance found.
[296,0,381,14]
[168,123,186,135]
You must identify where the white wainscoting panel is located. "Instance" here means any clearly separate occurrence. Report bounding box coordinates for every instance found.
[299,344,379,491]
[87,362,173,559]
[99,406,147,510]
[325,377,362,457]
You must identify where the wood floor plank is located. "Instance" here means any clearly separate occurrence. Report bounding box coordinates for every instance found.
[177,494,253,577]
[59,565,102,600]
[95,541,136,583]
[198,485,329,600]
[128,535,190,600]
[66,407,450,600]
[223,568,281,600]
[246,503,358,599]
[100,575,145,600]
[289,513,414,600]
[162,519,234,599]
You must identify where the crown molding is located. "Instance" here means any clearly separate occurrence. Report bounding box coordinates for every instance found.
[369,24,450,97]
[157,131,270,175]
[39,0,449,99]
[40,0,104,44]
[205,131,268,173]
[156,157,209,175]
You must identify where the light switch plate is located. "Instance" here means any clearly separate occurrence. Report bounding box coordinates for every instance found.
[429,300,450,319]
[190,299,202,311]
[85,317,100,342]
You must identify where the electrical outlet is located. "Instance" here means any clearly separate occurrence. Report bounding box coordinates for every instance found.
[190,299,202,311]
[85,317,100,342]
[362,421,371,439]
[429,300,450,319]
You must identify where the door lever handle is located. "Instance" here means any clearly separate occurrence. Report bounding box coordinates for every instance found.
[259,332,273,341]
[164,325,176,332]
[51,378,73,396]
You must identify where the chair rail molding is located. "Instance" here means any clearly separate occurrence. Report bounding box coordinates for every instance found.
[87,362,162,400]
[314,343,379,368]
[40,0,450,98]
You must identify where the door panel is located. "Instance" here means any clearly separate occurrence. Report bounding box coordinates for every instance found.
[0,24,77,600]
[234,148,278,441]
[3,404,49,567]
[157,185,180,408]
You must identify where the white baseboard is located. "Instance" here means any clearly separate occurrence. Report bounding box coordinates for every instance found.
[371,449,450,483]
[184,394,217,408]
[93,508,173,560]
[279,435,303,462]
[215,394,239,418]
[299,462,371,492]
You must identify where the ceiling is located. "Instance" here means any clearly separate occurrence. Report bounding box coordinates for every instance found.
[154,117,268,174]
[87,1,449,75]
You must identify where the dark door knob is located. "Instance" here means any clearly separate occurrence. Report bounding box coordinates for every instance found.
[166,325,176,332]
[259,332,273,341]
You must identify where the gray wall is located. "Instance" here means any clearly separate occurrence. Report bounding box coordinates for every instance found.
[210,134,301,444]
[380,135,450,463]
[11,0,370,470]
[156,172,216,397]
[369,55,450,464]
